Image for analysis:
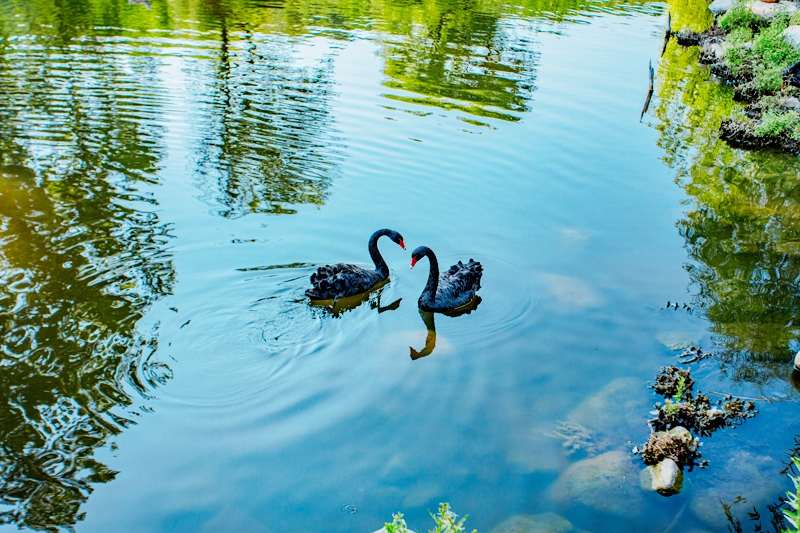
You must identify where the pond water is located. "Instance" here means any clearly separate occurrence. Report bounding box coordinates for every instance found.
[2,0,800,532]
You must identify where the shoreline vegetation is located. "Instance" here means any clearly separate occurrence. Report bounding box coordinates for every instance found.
[672,0,800,152]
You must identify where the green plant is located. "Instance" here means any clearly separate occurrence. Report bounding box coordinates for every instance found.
[784,457,800,533]
[673,376,686,403]
[750,15,800,90]
[755,110,800,138]
[384,504,478,533]
[720,2,761,32]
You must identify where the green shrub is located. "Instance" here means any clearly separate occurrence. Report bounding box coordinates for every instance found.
[754,110,800,138]
[384,503,477,533]
[720,3,761,32]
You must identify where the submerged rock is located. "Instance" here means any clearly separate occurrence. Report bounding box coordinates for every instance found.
[562,377,647,455]
[550,451,643,518]
[690,451,779,527]
[709,0,733,14]
[748,1,797,19]
[488,513,574,533]
[641,458,683,495]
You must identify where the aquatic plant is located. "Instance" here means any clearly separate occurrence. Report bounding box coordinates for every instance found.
[783,457,800,533]
[385,503,478,533]
[640,428,699,466]
[638,366,759,468]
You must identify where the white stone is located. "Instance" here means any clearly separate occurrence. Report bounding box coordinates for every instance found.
[795,350,800,370]
[748,1,798,19]
[785,26,800,50]
[707,408,725,420]
[709,0,733,14]
[652,458,682,493]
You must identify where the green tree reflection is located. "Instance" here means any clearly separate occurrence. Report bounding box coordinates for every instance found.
[655,1,800,387]
[0,21,174,531]
[189,0,340,217]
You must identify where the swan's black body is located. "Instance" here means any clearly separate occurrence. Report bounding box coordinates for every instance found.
[306,229,405,300]
[410,246,482,312]
[783,61,800,90]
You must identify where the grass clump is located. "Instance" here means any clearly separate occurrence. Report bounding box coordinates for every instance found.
[751,15,800,90]
[720,2,762,32]
[754,109,800,138]
[385,503,477,533]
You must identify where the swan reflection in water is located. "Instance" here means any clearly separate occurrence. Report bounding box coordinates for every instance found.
[308,279,402,317]
[410,296,482,360]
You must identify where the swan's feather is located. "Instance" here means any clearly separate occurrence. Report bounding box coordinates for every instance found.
[427,259,482,311]
[306,263,384,300]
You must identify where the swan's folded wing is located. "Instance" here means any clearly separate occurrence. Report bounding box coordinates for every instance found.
[307,264,380,299]
[438,260,483,302]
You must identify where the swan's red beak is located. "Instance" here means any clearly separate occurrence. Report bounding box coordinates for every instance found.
[399,239,406,250]
[410,256,418,268]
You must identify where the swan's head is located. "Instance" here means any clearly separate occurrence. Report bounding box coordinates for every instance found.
[410,246,429,268]
[383,229,406,250]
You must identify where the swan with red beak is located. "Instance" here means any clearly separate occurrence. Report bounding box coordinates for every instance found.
[410,246,482,312]
[306,229,405,301]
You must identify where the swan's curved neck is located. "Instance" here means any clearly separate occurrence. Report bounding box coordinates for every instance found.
[368,231,390,278]
[421,248,439,304]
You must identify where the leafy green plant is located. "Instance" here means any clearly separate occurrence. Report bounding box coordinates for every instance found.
[386,512,411,533]
[384,503,478,533]
[751,15,800,90]
[673,376,686,403]
[783,457,800,533]
[755,110,800,138]
[720,2,762,32]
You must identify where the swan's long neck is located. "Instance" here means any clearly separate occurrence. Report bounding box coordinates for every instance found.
[368,231,390,278]
[421,248,439,305]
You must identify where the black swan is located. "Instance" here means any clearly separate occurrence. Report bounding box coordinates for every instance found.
[410,246,482,312]
[306,229,405,301]
[783,60,800,91]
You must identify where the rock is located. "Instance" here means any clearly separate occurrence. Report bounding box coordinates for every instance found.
[791,369,800,393]
[550,451,644,518]
[785,26,800,50]
[706,408,725,420]
[488,513,574,533]
[794,350,800,370]
[748,1,797,19]
[691,451,779,527]
[649,458,683,494]
[563,377,648,454]
[656,331,702,351]
[709,0,733,14]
